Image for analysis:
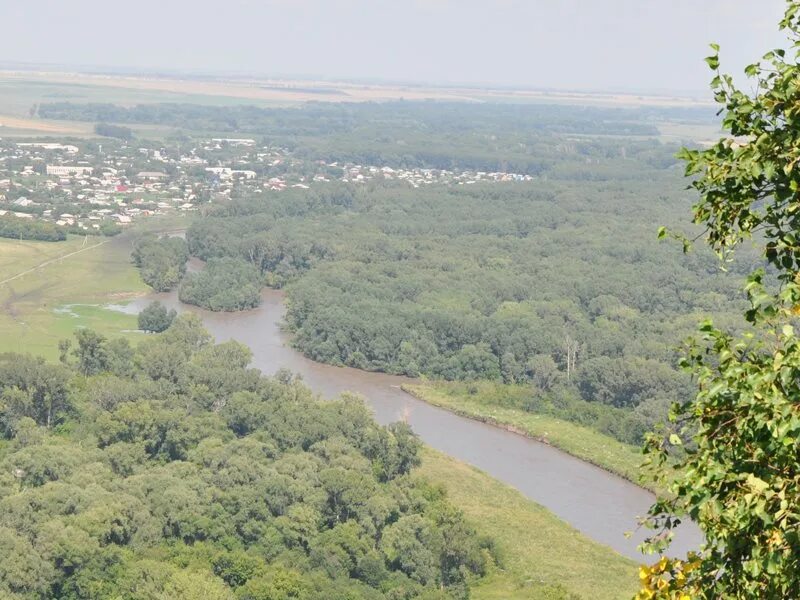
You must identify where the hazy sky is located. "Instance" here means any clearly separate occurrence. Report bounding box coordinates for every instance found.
[0,0,788,93]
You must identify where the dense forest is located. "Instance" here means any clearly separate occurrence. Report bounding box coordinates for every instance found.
[132,235,189,292]
[179,257,264,312]
[0,319,492,599]
[185,137,754,443]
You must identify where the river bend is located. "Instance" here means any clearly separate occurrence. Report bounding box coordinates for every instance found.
[118,285,702,561]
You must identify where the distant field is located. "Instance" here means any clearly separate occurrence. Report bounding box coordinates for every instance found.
[0,113,177,139]
[0,233,146,359]
[0,71,463,115]
[0,77,286,114]
[656,121,723,145]
[417,448,638,600]
[0,70,715,118]
[0,70,718,145]
[0,114,91,134]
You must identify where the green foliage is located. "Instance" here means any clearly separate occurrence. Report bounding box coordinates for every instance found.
[97,221,123,237]
[0,323,492,599]
[94,122,134,140]
[641,3,800,597]
[179,257,263,311]
[72,329,110,376]
[0,214,66,242]
[137,301,177,333]
[576,356,685,408]
[188,173,734,415]
[132,234,188,292]
[0,353,70,432]
[67,329,134,378]
[527,354,561,391]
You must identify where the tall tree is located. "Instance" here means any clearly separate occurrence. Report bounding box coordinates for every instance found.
[640,3,800,597]
[138,301,177,333]
[72,329,109,376]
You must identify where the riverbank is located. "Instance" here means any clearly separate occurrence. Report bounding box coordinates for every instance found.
[403,381,651,490]
[418,448,638,599]
[118,284,700,558]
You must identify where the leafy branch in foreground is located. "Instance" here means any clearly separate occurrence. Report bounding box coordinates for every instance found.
[639,2,800,598]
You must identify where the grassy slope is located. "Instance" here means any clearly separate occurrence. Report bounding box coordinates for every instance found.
[404,382,646,486]
[0,233,146,360]
[417,448,638,600]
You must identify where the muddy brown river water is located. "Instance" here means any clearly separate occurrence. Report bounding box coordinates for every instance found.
[117,272,702,561]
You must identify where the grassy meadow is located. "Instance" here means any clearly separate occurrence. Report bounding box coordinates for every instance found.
[417,448,639,600]
[0,233,146,359]
[404,382,646,486]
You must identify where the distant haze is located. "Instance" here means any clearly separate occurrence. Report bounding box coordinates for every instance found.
[0,0,787,94]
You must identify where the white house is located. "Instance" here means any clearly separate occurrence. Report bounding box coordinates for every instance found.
[47,165,93,176]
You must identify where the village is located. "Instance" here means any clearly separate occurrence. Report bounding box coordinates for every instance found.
[0,136,535,233]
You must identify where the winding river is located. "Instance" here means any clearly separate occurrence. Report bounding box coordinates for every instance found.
[117,266,701,561]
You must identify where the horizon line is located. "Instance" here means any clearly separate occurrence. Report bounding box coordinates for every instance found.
[0,59,714,102]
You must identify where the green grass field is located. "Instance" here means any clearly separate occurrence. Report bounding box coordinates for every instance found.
[417,448,638,600]
[404,382,647,487]
[0,78,288,115]
[0,233,147,359]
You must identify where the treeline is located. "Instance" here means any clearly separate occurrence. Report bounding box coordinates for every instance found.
[0,322,493,599]
[37,101,706,176]
[94,122,134,140]
[132,235,189,292]
[186,170,752,423]
[0,214,66,241]
[38,100,667,136]
[67,221,122,237]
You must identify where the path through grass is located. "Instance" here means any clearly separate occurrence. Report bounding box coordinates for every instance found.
[0,234,146,359]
